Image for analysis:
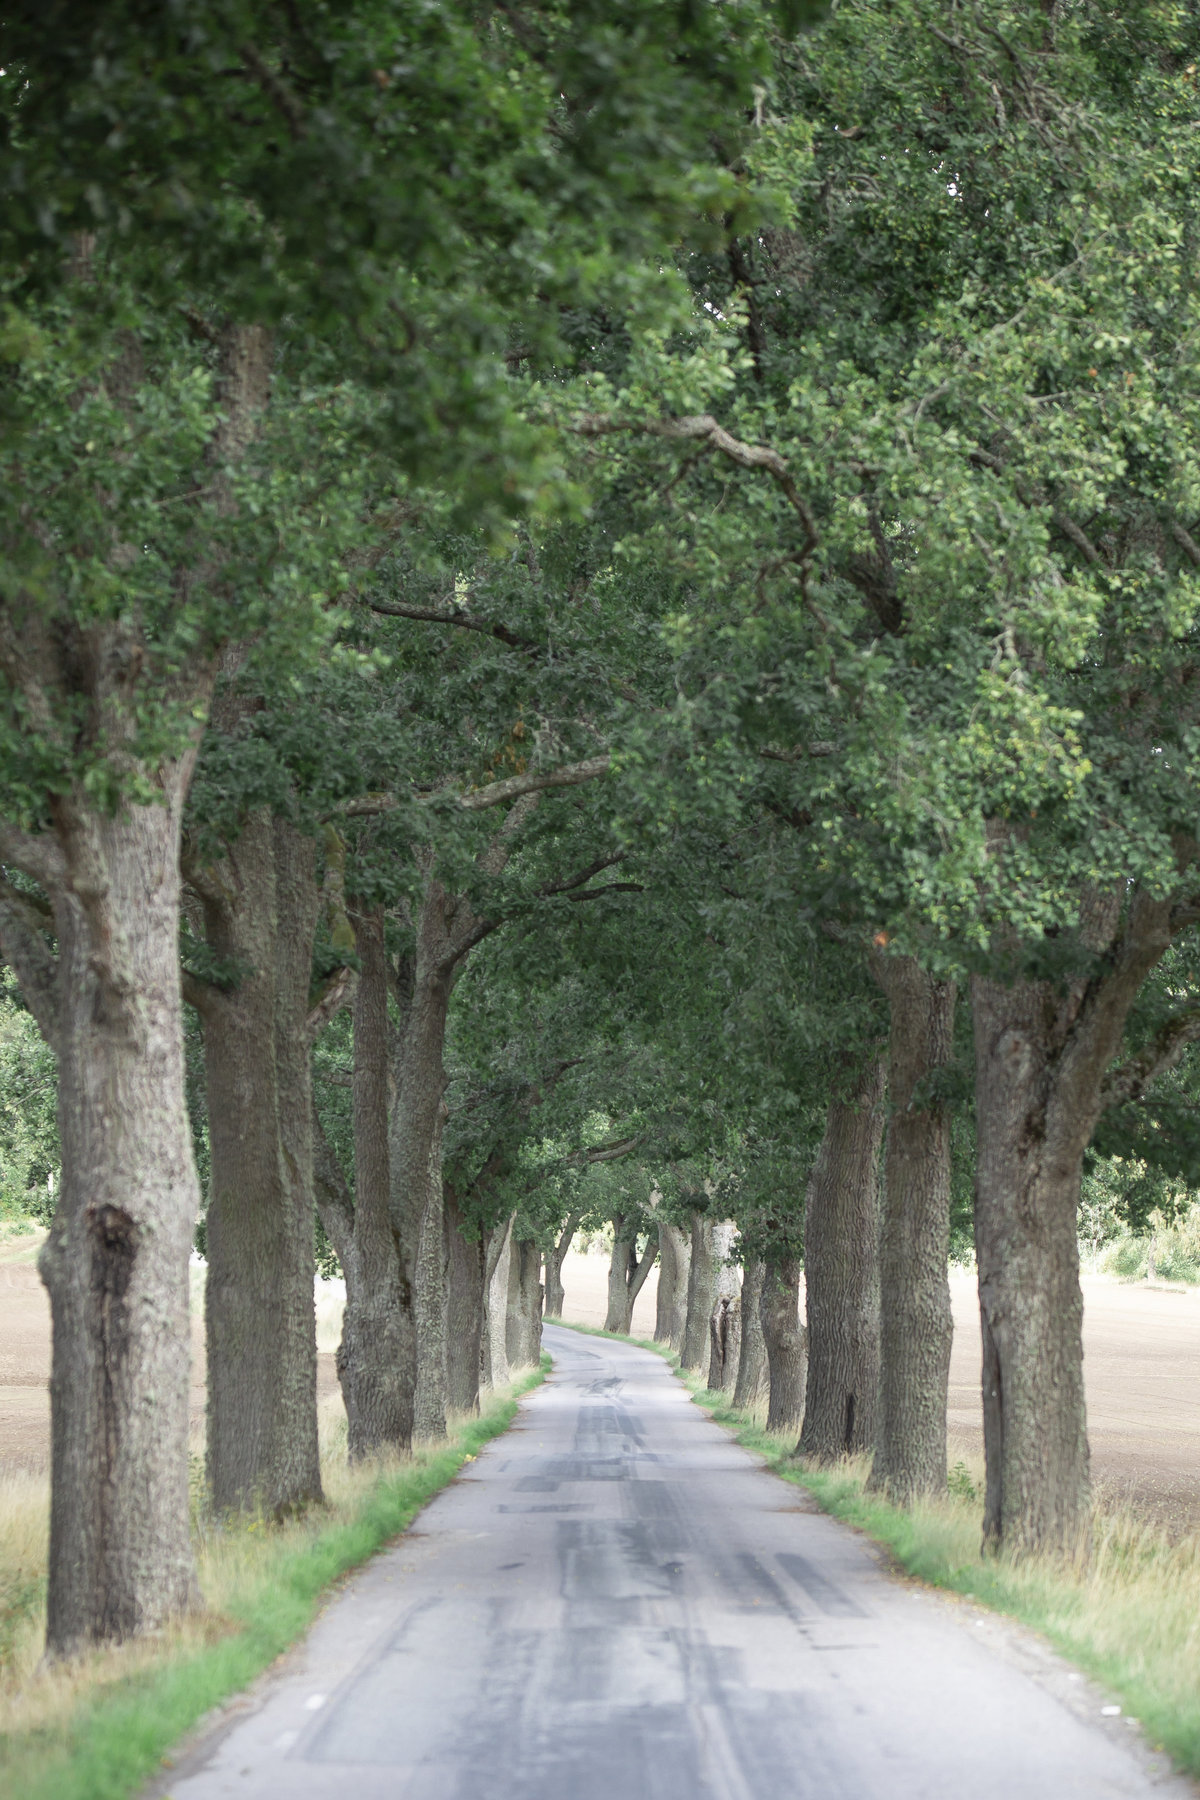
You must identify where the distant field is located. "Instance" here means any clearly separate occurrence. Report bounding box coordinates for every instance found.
[3,1234,1199,1528]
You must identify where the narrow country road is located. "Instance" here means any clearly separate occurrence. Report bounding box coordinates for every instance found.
[161,1328,1193,1800]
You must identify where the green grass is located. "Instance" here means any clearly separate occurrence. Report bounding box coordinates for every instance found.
[552,1318,1200,1780]
[0,1357,547,1800]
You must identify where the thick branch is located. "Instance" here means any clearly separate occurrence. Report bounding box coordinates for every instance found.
[573,413,818,545]
[1171,521,1200,569]
[1101,1006,1200,1111]
[570,1132,644,1166]
[0,897,60,1049]
[365,597,541,652]
[305,964,358,1045]
[0,824,66,890]
[460,756,610,811]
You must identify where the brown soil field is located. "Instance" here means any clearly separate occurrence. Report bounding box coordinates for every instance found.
[555,1251,1200,1532]
[4,1233,1198,1529]
[0,1229,341,1475]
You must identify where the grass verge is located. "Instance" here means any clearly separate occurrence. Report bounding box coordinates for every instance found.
[551,1317,1200,1779]
[0,1357,548,1800]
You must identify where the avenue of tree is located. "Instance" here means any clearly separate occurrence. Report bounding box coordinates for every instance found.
[3,0,1200,1656]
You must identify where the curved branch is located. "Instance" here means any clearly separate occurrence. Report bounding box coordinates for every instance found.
[1101,1006,1200,1111]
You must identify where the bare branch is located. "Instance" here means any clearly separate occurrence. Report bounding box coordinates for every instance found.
[460,755,610,812]
[365,597,542,652]
[569,1132,644,1166]
[0,824,66,890]
[572,412,819,545]
[239,42,305,138]
[1051,508,1101,566]
[305,964,358,1045]
[539,853,627,898]
[1101,1006,1200,1111]
[1171,521,1200,569]
[565,882,645,903]
[0,893,59,1049]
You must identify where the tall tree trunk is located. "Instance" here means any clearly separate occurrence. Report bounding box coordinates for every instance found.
[970,882,1178,1552]
[506,1237,543,1369]
[799,1057,886,1462]
[732,1257,767,1409]
[605,1213,656,1335]
[198,812,322,1516]
[869,956,956,1504]
[681,1212,717,1372]
[444,1182,484,1415]
[543,1211,581,1319]
[761,1257,806,1433]
[707,1220,740,1390]
[655,1221,691,1346]
[482,1215,514,1388]
[38,785,200,1655]
[332,907,413,1459]
[412,1098,449,1441]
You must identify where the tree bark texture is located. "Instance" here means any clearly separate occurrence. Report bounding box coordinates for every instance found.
[36,783,201,1654]
[543,1212,581,1319]
[604,1214,657,1335]
[655,1221,691,1347]
[761,1257,806,1433]
[681,1213,717,1372]
[444,1183,484,1415]
[482,1216,514,1388]
[799,1057,886,1462]
[412,1097,449,1441]
[706,1220,740,1391]
[732,1257,767,1409]
[323,907,414,1459]
[390,875,497,1436]
[506,1237,543,1369]
[194,812,322,1516]
[869,956,956,1504]
[972,885,1179,1553]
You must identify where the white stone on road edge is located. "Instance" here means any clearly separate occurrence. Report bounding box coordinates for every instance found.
[150,1327,1196,1800]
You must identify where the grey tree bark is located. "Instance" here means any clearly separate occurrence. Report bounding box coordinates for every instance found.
[189,811,323,1517]
[318,907,414,1460]
[972,886,1186,1553]
[604,1213,657,1335]
[482,1215,514,1388]
[761,1258,806,1433]
[706,1220,740,1391]
[412,1096,449,1441]
[680,1212,717,1372]
[29,782,202,1655]
[506,1237,543,1369]
[655,1220,691,1347]
[868,955,956,1504]
[444,1182,485,1415]
[732,1257,767,1409]
[799,1056,886,1462]
[543,1211,581,1319]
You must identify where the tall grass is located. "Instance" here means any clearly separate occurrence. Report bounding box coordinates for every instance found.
[0,1360,547,1800]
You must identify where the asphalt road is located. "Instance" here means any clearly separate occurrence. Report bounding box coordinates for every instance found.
[161,1326,1192,1800]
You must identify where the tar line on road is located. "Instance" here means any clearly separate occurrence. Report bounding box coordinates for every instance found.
[158,1326,1195,1800]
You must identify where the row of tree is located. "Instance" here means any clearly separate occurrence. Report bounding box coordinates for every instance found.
[4,0,1200,1662]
